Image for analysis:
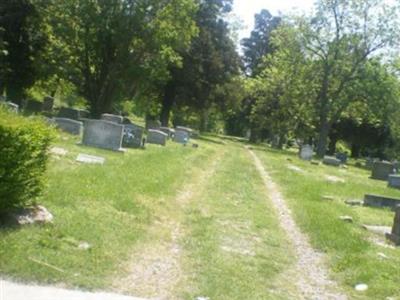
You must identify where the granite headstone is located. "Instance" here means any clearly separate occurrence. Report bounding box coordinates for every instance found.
[82,119,124,151]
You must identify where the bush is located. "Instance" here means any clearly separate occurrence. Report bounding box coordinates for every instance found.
[0,107,55,212]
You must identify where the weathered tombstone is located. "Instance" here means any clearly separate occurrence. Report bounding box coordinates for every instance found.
[81,119,124,151]
[323,156,341,167]
[336,153,348,164]
[299,144,313,161]
[5,102,19,113]
[53,118,83,135]
[386,205,400,245]
[145,119,161,130]
[371,161,395,180]
[58,107,89,120]
[147,129,168,146]
[388,174,400,189]
[174,128,190,144]
[364,194,400,209]
[25,99,43,112]
[42,96,54,111]
[123,124,144,148]
[101,113,123,124]
[159,127,175,139]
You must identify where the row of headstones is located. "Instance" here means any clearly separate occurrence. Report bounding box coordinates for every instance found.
[0,96,55,113]
[299,144,345,165]
[51,113,194,151]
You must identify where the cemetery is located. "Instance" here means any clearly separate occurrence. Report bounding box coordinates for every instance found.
[2,0,400,299]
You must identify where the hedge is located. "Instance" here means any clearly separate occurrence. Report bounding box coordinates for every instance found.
[0,107,55,212]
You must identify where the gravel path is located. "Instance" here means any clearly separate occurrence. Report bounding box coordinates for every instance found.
[248,148,347,300]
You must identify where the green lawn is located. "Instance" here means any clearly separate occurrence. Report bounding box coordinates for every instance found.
[255,146,400,300]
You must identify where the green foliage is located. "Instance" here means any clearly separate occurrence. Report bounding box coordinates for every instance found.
[0,108,54,211]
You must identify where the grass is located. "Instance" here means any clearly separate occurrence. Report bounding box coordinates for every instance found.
[0,131,217,290]
[254,145,400,299]
[179,143,297,300]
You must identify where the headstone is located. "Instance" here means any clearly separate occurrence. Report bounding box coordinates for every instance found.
[299,144,313,161]
[176,126,194,136]
[147,129,168,146]
[159,127,175,139]
[123,124,144,148]
[362,225,391,236]
[145,119,161,130]
[101,113,123,124]
[323,156,341,166]
[58,107,89,120]
[25,99,43,112]
[336,153,348,164]
[364,194,400,209]
[388,174,400,189]
[386,206,400,245]
[174,128,190,144]
[81,119,124,151]
[42,96,54,111]
[371,161,395,180]
[76,153,105,164]
[53,118,83,135]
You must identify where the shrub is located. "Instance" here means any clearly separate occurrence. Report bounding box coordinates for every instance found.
[0,107,55,212]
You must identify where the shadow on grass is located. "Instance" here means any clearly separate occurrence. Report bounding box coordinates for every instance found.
[196,135,226,145]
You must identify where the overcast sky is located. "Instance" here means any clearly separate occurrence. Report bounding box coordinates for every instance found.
[232,0,315,41]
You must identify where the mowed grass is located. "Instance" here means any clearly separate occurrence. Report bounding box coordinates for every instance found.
[180,143,298,300]
[255,146,400,299]
[0,131,217,290]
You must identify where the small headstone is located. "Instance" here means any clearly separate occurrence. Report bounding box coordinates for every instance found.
[101,113,123,124]
[147,129,168,146]
[4,101,19,113]
[174,128,190,144]
[25,99,43,112]
[325,175,345,183]
[176,126,193,136]
[50,147,68,156]
[386,206,400,245]
[364,194,400,209]
[11,205,53,225]
[339,216,353,223]
[287,165,303,173]
[321,195,335,201]
[371,161,395,181]
[323,156,341,166]
[123,124,144,148]
[58,107,89,120]
[53,118,83,135]
[159,127,175,139]
[310,160,321,165]
[76,153,105,164]
[388,174,400,189]
[145,119,161,130]
[81,119,124,151]
[42,96,54,111]
[355,284,368,292]
[299,144,313,161]
[362,225,391,236]
[345,199,363,206]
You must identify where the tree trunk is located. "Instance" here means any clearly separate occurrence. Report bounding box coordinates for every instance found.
[328,136,337,155]
[160,81,175,127]
[316,121,331,157]
[351,143,361,158]
[199,109,209,132]
[6,82,25,106]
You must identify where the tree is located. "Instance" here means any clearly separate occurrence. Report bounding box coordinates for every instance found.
[47,0,197,117]
[298,0,400,157]
[0,0,47,104]
[159,0,241,130]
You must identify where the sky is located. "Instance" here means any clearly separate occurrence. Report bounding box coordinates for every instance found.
[232,0,315,41]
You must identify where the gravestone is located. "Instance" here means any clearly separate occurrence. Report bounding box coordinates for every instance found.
[176,126,193,136]
[76,153,105,165]
[53,118,83,135]
[364,194,400,209]
[371,161,395,180]
[336,153,348,164]
[299,144,313,161]
[388,174,400,189]
[123,124,144,148]
[42,96,54,111]
[174,128,190,144]
[58,107,89,120]
[82,119,124,151]
[386,206,400,245]
[159,127,175,139]
[147,129,168,146]
[101,113,123,124]
[145,119,161,130]
[323,156,341,166]
[25,99,43,112]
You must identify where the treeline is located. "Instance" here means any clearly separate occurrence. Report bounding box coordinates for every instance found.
[1,0,400,158]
